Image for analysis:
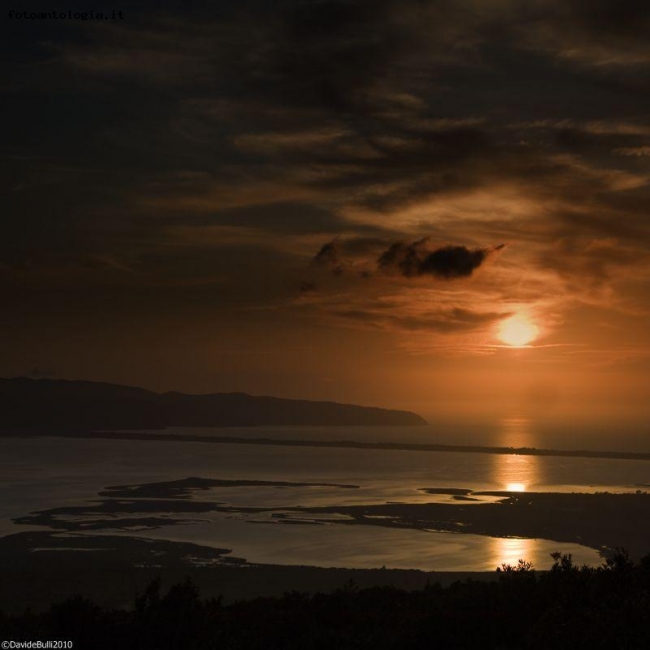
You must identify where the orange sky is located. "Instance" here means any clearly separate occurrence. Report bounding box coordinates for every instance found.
[2,0,650,423]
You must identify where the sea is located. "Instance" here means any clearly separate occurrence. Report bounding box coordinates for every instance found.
[1,418,648,572]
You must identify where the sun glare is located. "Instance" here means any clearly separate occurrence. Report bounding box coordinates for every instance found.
[498,316,538,347]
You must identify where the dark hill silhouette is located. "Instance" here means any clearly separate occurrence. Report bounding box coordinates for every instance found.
[0,377,427,431]
[2,551,650,649]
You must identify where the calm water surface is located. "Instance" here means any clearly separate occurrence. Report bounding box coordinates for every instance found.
[1,419,647,571]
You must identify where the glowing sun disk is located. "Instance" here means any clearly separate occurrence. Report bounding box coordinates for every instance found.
[498,317,538,347]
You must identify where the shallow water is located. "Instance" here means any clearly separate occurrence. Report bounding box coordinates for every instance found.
[0,429,646,571]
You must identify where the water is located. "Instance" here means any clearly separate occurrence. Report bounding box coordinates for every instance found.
[122,417,650,453]
[1,421,648,571]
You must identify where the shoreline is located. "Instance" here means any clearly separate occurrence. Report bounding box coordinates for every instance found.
[0,530,499,613]
[13,477,650,558]
[4,428,650,461]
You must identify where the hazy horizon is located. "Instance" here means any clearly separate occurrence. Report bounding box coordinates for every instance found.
[4,373,650,429]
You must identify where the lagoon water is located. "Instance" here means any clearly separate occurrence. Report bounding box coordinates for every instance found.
[1,420,648,571]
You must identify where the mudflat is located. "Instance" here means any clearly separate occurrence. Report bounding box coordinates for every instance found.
[2,477,649,613]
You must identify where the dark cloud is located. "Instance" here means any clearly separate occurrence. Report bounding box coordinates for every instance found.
[312,238,343,275]
[523,0,650,64]
[270,0,412,111]
[378,240,505,280]
[308,237,505,285]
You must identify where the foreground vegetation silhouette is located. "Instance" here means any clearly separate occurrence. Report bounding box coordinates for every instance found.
[1,552,649,649]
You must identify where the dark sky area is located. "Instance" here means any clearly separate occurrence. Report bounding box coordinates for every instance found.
[2,0,650,420]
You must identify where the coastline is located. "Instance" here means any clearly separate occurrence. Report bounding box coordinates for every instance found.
[3,487,649,612]
[4,428,650,461]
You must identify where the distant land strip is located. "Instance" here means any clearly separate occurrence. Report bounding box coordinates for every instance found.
[31,430,650,462]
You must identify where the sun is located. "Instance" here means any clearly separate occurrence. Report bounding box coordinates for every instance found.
[498,316,538,347]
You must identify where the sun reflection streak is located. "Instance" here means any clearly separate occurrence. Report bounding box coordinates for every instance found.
[490,417,541,568]
[492,536,534,569]
[496,454,537,492]
[492,417,540,492]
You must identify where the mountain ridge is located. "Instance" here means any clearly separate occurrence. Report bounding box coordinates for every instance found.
[0,377,427,430]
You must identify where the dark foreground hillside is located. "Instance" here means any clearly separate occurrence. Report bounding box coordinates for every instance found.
[1,553,649,650]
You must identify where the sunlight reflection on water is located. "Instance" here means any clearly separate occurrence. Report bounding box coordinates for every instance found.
[491,536,535,569]
[490,418,542,568]
[492,417,540,492]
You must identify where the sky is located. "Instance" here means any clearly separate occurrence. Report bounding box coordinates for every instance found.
[2,0,650,421]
